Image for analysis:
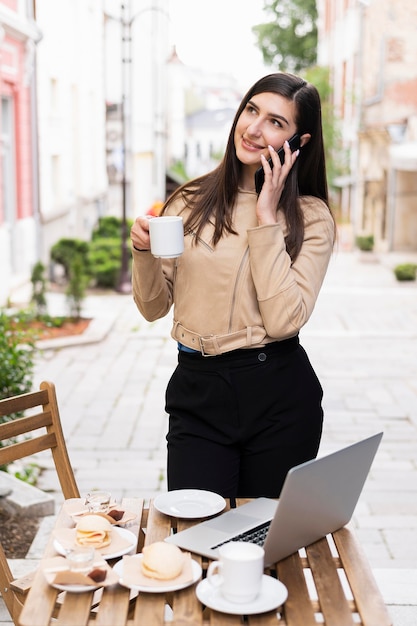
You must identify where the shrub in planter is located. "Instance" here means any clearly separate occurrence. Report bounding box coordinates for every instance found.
[0,312,36,402]
[355,235,374,252]
[89,238,126,288]
[393,263,417,281]
[30,261,48,316]
[92,216,133,240]
[50,238,90,278]
[0,312,36,470]
[66,255,89,318]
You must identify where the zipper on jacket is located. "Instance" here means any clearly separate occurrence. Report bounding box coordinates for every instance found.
[188,229,213,253]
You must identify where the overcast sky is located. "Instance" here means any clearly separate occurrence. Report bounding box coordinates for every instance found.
[169,0,270,90]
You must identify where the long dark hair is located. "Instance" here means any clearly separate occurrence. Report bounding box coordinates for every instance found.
[164,72,332,260]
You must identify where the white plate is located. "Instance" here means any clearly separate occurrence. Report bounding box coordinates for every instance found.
[48,579,99,593]
[42,557,119,593]
[114,554,202,593]
[154,490,226,519]
[53,527,137,561]
[196,575,288,615]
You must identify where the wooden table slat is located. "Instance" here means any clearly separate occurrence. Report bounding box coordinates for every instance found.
[55,591,94,626]
[144,501,173,544]
[306,537,355,626]
[93,585,131,626]
[248,609,286,625]
[171,584,205,625]
[333,526,393,626]
[276,552,316,626]
[209,609,243,624]
[131,592,166,626]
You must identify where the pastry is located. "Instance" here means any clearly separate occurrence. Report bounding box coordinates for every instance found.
[75,515,112,549]
[141,541,185,580]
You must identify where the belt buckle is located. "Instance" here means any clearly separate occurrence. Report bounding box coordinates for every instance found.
[199,335,214,357]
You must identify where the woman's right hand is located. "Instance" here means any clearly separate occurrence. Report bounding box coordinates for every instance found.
[131,216,151,251]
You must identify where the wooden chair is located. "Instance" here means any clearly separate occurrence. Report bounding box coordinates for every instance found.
[0,380,79,624]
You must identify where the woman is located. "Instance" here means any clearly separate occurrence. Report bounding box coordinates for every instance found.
[131,72,336,498]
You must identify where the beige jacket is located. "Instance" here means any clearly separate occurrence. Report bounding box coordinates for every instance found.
[132,190,335,355]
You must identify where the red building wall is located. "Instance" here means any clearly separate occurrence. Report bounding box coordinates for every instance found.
[0,30,34,224]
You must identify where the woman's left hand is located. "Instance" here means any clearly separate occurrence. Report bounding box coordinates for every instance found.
[256,142,299,226]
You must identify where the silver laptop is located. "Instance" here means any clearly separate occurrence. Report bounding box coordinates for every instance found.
[165,432,383,565]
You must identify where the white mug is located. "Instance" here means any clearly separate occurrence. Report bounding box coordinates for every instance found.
[149,215,184,258]
[206,541,264,603]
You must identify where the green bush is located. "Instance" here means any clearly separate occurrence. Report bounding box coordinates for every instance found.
[66,256,89,318]
[89,238,124,288]
[355,235,374,252]
[393,263,417,281]
[92,216,133,240]
[49,218,133,291]
[50,238,90,278]
[0,311,36,470]
[0,312,36,402]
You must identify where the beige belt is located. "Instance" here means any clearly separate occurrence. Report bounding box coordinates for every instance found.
[173,321,267,356]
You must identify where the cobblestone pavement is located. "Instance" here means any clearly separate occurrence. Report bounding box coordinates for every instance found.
[2,250,417,625]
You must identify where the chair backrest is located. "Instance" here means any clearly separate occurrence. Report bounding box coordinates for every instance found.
[0,380,79,623]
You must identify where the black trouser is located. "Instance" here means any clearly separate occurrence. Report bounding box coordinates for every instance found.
[165,336,323,498]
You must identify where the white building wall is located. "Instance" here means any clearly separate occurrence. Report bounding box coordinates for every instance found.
[35,0,107,265]
[104,0,170,217]
[317,0,417,251]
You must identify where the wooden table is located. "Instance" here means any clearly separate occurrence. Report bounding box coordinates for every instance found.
[18,497,392,626]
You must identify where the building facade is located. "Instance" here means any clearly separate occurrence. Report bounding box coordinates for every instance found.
[317,0,417,251]
[0,0,246,306]
[0,0,41,304]
[34,0,108,267]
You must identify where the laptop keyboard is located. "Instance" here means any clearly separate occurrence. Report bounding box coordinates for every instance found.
[211,521,271,550]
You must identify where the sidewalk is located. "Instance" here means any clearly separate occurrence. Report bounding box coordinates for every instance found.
[2,250,417,625]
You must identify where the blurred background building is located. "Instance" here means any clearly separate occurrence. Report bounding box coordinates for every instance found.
[317,0,417,251]
[0,0,41,305]
[0,0,416,306]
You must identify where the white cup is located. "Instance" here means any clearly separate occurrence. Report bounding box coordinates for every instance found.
[149,215,184,258]
[206,542,264,603]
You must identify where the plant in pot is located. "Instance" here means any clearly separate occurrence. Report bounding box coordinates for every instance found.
[393,263,417,282]
[355,234,374,252]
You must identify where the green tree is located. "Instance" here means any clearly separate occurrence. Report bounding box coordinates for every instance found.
[30,261,48,317]
[66,256,89,319]
[253,0,317,72]
[304,66,347,190]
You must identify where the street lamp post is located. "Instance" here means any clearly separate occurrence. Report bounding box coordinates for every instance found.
[117,2,133,293]
[115,1,169,294]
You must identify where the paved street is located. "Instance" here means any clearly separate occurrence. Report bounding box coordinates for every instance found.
[2,250,417,624]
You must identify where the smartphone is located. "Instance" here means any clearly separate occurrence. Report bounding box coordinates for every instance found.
[254,133,300,194]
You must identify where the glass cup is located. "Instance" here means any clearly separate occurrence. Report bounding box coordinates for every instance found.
[67,546,95,572]
[85,490,111,513]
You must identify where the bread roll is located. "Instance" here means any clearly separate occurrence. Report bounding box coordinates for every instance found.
[141,541,185,580]
[75,514,112,548]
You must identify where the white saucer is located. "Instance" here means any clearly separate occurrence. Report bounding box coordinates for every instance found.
[154,490,226,519]
[114,554,202,593]
[47,579,99,593]
[196,575,288,615]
